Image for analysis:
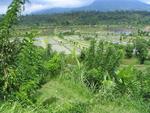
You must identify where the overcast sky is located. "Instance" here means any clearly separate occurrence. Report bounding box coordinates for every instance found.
[0,0,150,14]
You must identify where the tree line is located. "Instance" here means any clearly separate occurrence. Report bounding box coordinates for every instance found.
[1,11,150,26]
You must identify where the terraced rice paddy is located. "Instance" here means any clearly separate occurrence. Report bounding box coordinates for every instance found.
[34,26,136,55]
[34,36,81,54]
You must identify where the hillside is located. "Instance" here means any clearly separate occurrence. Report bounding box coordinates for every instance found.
[0,78,147,113]
[19,11,150,26]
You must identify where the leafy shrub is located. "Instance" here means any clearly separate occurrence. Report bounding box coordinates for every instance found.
[0,0,25,99]
[137,68,150,98]
[13,33,43,103]
[134,37,148,64]
[125,44,134,58]
[43,53,65,78]
[82,40,123,90]
[116,66,141,97]
[84,68,103,91]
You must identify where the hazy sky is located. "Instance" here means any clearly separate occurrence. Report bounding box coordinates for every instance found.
[139,0,150,4]
[0,0,150,14]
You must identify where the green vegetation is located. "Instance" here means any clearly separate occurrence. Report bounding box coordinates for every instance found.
[125,44,134,58]
[0,0,150,113]
[134,37,149,64]
[14,11,150,26]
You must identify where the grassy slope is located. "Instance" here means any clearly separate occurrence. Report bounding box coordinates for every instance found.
[0,77,148,113]
[36,78,91,112]
[37,79,146,113]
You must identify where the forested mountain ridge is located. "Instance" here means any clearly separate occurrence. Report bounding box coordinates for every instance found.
[18,11,150,26]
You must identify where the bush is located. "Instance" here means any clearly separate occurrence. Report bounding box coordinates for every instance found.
[138,68,150,97]
[115,66,150,103]
[43,53,65,77]
[84,68,103,91]
[134,37,148,64]
[82,40,123,90]
[13,33,43,103]
[125,44,134,58]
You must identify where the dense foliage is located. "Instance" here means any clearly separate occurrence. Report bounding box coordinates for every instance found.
[125,44,134,58]
[0,0,26,99]
[134,37,148,64]
[81,40,123,90]
[0,0,63,103]
[17,11,150,26]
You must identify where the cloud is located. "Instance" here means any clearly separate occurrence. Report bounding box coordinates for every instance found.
[0,0,12,14]
[1,0,150,14]
[0,6,8,14]
[138,0,150,4]
[24,0,95,14]
[0,0,95,14]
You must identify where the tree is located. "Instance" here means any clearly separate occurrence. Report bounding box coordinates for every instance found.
[83,40,123,88]
[85,39,96,69]
[0,0,26,99]
[15,33,43,104]
[125,44,134,58]
[134,38,148,64]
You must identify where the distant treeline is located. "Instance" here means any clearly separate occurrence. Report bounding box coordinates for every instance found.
[1,11,150,26]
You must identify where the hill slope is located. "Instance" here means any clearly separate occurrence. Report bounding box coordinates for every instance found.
[0,78,147,113]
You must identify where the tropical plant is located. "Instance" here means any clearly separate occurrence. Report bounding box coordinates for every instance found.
[43,53,63,76]
[134,37,148,64]
[0,0,26,99]
[125,44,134,58]
[116,66,141,96]
[83,40,123,89]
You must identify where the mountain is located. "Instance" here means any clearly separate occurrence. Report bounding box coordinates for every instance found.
[34,0,150,14]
